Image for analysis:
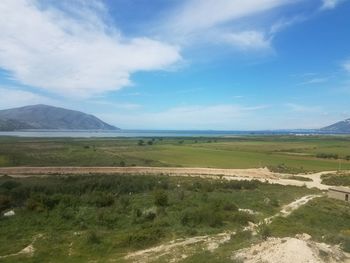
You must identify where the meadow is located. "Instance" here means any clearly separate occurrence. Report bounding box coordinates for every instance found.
[1,135,350,172]
[0,174,318,262]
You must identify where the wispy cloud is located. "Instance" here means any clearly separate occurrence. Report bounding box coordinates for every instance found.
[286,103,322,113]
[0,87,58,109]
[344,59,350,73]
[90,100,142,110]
[161,0,303,51]
[298,77,329,85]
[220,31,271,50]
[321,0,347,10]
[270,15,306,34]
[0,0,181,97]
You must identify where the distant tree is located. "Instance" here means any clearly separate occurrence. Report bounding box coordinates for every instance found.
[147,141,153,145]
[138,140,144,146]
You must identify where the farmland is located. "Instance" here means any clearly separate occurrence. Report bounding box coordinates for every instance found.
[1,136,350,172]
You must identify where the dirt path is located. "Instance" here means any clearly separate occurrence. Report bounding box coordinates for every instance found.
[124,195,321,263]
[0,234,42,259]
[0,166,341,190]
[0,166,277,178]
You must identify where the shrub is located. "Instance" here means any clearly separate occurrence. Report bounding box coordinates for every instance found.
[25,197,44,212]
[123,227,165,249]
[316,153,339,159]
[257,223,272,240]
[0,194,11,212]
[86,230,101,244]
[223,201,238,212]
[180,207,223,227]
[154,190,168,207]
[1,180,21,190]
[231,211,256,225]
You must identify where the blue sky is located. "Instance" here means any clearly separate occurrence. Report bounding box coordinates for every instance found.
[0,0,350,130]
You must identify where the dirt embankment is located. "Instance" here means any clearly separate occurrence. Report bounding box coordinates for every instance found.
[234,235,350,263]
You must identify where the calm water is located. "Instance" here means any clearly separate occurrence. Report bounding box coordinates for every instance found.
[0,129,338,138]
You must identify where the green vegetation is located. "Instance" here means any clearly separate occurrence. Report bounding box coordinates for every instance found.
[287,175,313,182]
[0,174,317,262]
[1,135,350,172]
[316,153,339,159]
[321,173,350,186]
[269,197,350,252]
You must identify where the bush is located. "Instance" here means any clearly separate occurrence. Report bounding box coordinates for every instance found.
[0,194,11,212]
[123,227,165,249]
[180,207,223,228]
[257,223,271,240]
[321,173,350,186]
[25,197,44,212]
[316,153,338,159]
[154,190,168,207]
[86,230,101,244]
[223,202,238,212]
[1,180,21,190]
[231,211,255,225]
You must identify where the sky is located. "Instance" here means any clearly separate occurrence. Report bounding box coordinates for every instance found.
[0,0,350,130]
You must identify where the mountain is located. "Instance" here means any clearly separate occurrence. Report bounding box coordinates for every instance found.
[0,104,119,131]
[321,119,350,133]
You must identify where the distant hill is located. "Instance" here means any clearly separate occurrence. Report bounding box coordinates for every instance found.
[0,104,119,131]
[321,119,350,133]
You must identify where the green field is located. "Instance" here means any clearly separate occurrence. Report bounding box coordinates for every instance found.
[1,136,350,172]
[0,174,318,262]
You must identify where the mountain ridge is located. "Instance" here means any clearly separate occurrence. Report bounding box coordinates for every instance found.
[321,118,350,133]
[0,104,119,131]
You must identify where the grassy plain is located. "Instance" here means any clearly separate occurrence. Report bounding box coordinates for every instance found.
[1,136,350,172]
[0,174,317,262]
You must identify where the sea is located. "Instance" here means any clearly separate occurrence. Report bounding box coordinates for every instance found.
[0,129,345,138]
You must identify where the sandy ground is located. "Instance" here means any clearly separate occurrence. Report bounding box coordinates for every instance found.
[233,236,350,263]
[0,166,341,190]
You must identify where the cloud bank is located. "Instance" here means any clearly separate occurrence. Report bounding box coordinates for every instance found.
[0,0,181,97]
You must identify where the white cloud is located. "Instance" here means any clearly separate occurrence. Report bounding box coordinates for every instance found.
[168,0,295,35]
[221,31,271,50]
[0,87,57,109]
[0,0,181,97]
[162,0,302,51]
[321,0,346,10]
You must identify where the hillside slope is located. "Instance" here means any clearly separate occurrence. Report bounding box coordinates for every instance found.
[321,119,350,133]
[0,104,118,131]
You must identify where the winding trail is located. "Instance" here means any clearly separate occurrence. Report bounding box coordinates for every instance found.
[0,234,43,259]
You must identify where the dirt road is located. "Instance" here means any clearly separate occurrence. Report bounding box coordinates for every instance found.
[0,166,339,190]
